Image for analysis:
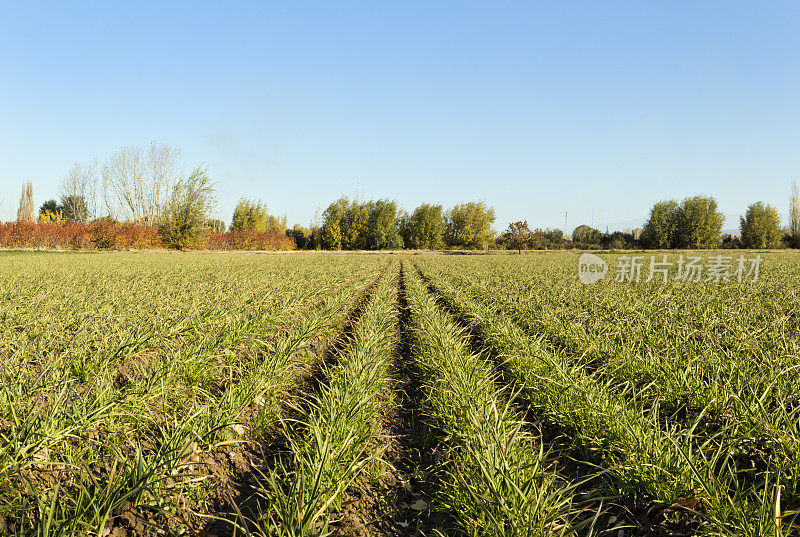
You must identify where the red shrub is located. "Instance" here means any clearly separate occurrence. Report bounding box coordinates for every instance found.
[0,222,91,250]
[87,219,162,250]
[0,222,295,251]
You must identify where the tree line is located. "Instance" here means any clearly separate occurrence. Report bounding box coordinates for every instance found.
[9,143,294,250]
[8,142,800,251]
[503,191,800,252]
[314,199,495,251]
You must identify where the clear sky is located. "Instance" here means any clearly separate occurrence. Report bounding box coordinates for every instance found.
[1,1,798,232]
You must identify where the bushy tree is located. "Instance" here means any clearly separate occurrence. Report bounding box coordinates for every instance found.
[321,197,403,250]
[571,224,603,246]
[445,201,495,249]
[527,228,564,249]
[206,219,227,234]
[60,195,89,222]
[720,234,742,249]
[641,200,678,249]
[38,208,62,224]
[309,226,322,250]
[40,199,60,216]
[159,167,216,250]
[740,202,782,249]
[400,204,445,249]
[365,199,403,250]
[287,225,310,249]
[673,196,725,249]
[603,230,637,250]
[230,199,285,233]
[542,228,564,249]
[506,221,532,253]
[321,199,345,250]
[529,229,548,249]
[341,199,369,250]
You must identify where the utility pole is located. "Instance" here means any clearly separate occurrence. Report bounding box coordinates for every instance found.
[564,211,568,235]
[591,209,595,229]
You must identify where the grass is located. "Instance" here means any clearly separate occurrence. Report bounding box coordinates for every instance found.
[0,250,798,536]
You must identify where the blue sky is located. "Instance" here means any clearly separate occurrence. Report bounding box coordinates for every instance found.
[1,1,798,232]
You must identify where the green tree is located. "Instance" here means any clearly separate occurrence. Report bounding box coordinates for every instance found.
[506,221,532,253]
[60,195,88,222]
[542,228,564,249]
[321,199,346,250]
[159,167,216,250]
[341,199,369,250]
[364,199,403,250]
[740,202,782,249]
[40,199,60,217]
[287,225,311,249]
[641,200,678,249]
[571,224,603,246]
[309,225,322,250]
[231,199,274,232]
[445,201,496,249]
[401,204,445,249]
[321,197,403,250]
[264,214,288,234]
[529,229,547,249]
[206,219,227,233]
[673,196,725,249]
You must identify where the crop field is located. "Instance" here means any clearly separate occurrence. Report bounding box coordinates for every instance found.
[0,250,798,536]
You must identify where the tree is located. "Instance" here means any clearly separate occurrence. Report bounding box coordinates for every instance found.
[445,201,496,249]
[673,196,725,249]
[571,224,603,246]
[602,231,637,250]
[320,197,403,250]
[17,182,34,222]
[159,167,216,250]
[40,199,60,216]
[506,221,532,253]
[340,199,369,250]
[102,143,179,224]
[740,202,782,249]
[529,229,548,250]
[206,219,227,234]
[791,180,800,247]
[60,195,88,222]
[39,208,62,224]
[60,162,97,221]
[641,200,678,249]
[400,204,445,249]
[364,199,403,250]
[521,228,563,250]
[603,231,637,250]
[230,199,284,232]
[287,225,311,249]
[321,199,346,250]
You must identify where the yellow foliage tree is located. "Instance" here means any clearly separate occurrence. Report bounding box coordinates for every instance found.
[38,210,63,224]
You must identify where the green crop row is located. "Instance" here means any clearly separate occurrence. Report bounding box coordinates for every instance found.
[415,258,799,535]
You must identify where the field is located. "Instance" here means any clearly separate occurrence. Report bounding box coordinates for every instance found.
[0,250,798,536]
